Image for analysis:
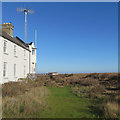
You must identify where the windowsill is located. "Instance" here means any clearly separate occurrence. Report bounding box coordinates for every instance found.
[14,76,17,78]
[3,77,8,79]
[24,58,27,60]
[4,52,8,55]
[14,56,18,58]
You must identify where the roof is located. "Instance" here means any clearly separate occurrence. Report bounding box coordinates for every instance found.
[0,29,30,51]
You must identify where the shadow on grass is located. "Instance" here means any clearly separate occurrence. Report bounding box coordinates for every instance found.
[88,105,104,118]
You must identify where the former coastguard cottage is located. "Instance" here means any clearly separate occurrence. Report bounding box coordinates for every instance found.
[0,23,37,84]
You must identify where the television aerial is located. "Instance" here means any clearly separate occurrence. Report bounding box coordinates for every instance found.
[17,8,34,43]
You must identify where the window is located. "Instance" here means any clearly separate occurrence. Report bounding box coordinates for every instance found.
[24,65,26,76]
[32,67,33,73]
[14,64,16,77]
[3,62,7,77]
[34,63,36,72]
[14,45,16,56]
[32,49,35,55]
[24,50,26,59]
[3,41,7,53]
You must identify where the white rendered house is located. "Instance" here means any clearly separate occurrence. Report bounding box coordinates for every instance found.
[0,23,37,84]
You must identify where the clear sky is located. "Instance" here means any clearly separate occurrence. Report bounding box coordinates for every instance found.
[2,2,118,73]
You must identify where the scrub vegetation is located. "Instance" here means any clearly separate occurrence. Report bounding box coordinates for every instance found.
[2,73,119,118]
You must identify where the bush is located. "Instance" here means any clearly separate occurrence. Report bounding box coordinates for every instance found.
[71,85,105,98]
[2,82,27,97]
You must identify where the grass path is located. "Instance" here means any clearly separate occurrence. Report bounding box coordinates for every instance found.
[3,86,97,118]
[40,87,96,118]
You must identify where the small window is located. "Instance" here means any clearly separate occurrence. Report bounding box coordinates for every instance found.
[14,64,16,77]
[14,45,16,56]
[24,65,26,76]
[3,41,7,53]
[3,62,7,77]
[32,49,35,55]
[24,50,26,59]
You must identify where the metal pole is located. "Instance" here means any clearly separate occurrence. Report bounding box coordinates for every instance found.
[35,29,37,47]
[25,12,27,43]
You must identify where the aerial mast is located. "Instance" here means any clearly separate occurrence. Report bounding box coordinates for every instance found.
[35,29,37,48]
[17,8,34,43]
[24,9,28,43]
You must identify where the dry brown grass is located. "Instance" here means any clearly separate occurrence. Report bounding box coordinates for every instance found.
[2,76,46,97]
[71,85,106,98]
[2,76,50,118]
[2,86,49,118]
[104,98,119,118]
[51,73,118,88]
[2,82,27,97]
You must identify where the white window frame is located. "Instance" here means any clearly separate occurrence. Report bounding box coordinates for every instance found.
[14,45,17,56]
[24,65,26,76]
[35,63,36,73]
[24,50,26,59]
[32,49,35,55]
[3,40,7,54]
[3,62,7,77]
[14,64,16,77]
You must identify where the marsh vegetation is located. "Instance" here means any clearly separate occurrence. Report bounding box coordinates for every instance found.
[2,73,119,118]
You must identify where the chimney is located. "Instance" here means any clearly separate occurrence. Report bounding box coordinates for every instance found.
[1,22,14,37]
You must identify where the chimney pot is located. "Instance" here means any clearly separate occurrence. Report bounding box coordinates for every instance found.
[1,23,14,37]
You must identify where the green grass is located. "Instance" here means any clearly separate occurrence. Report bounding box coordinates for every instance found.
[3,86,99,118]
[38,86,97,118]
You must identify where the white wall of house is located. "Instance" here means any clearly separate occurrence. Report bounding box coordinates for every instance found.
[0,37,2,84]
[29,43,37,74]
[0,36,30,84]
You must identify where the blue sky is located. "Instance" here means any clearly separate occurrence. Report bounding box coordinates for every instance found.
[2,2,118,73]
